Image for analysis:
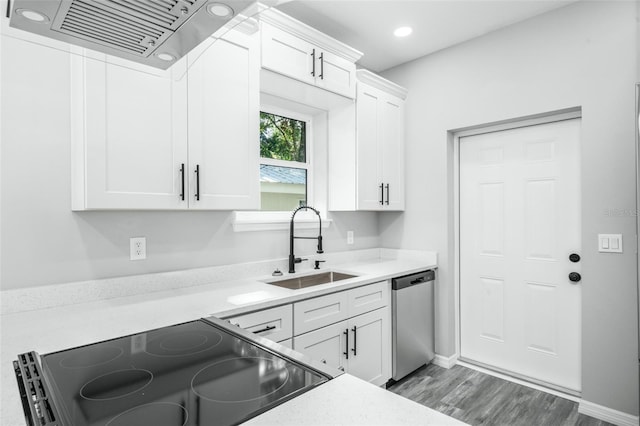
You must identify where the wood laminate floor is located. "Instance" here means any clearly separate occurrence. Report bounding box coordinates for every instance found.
[387,364,615,426]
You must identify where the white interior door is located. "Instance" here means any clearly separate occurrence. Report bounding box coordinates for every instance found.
[460,118,582,392]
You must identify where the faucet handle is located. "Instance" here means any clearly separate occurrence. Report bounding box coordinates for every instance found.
[314,260,326,270]
[294,258,308,264]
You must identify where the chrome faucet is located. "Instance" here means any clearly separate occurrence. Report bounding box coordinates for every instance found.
[289,206,323,273]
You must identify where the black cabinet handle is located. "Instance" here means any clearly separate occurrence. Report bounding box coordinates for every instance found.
[343,328,349,359]
[569,253,580,263]
[179,163,185,201]
[385,184,390,205]
[195,164,200,201]
[380,183,384,205]
[351,326,357,356]
[310,48,316,77]
[569,272,581,283]
[253,325,276,334]
[319,52,324,80]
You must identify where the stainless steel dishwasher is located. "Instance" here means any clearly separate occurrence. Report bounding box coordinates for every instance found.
[391,269,435,381]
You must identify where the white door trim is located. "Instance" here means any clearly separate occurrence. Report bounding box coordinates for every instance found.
[452,107,582,367]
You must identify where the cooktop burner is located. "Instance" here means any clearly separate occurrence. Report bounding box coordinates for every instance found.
[145,328,223,358]
[15,318,330,426]
[192,357,290,403]
[80,368,154,401]
[105,402,188,426]
[59,346,124,369]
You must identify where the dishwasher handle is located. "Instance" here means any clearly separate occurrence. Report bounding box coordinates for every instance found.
[392,270,435,290]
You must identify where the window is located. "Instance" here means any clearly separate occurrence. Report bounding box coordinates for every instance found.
[259,109,311,211]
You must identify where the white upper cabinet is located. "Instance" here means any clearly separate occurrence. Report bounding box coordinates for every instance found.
[187,31,260,211]
[71,53,189,210]
[329,70,407,211]
[260,9,362,99]
[72,29,259,210]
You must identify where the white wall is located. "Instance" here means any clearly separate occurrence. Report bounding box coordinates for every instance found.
[0,33,379,291]
[382,0,639,416]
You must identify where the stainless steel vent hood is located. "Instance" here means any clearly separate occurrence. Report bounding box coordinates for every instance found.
[8,0,255,69]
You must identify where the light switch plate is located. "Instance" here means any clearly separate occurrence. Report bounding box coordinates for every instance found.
[598,234,622,253]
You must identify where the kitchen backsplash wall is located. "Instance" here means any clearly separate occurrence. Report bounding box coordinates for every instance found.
[0,34,380,291]
[381,0,639,418]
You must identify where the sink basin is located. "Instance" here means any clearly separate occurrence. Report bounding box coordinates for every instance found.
[265,271,358,290]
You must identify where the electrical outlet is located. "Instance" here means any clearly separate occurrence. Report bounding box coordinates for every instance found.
[347,231,354,245]
[130,237,146,260]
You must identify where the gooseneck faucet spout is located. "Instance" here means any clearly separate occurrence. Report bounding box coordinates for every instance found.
[289,206,323,274]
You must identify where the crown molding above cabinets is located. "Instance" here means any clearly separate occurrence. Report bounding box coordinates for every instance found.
[329,71,407,212]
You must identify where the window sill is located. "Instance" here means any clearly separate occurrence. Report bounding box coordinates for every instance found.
[232,211,332,232]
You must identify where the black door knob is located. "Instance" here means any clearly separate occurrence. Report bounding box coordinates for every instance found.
[569,253,580,263]
[568,272,581,283]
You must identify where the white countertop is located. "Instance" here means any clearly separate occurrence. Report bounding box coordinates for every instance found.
[246,374,466,426]
[0,251,451,425]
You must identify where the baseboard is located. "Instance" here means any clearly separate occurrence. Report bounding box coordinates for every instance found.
[579,400,639,426]
[432,353,458,369]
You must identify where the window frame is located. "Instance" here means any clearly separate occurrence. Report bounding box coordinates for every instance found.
[233,104,329,232]
[258,104,314,211]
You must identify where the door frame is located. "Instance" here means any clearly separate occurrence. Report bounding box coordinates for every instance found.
[452,108,583,387]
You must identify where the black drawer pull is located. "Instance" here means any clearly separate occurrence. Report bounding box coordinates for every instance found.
[253,325,276,334]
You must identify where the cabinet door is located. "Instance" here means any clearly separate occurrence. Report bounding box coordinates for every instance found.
[380,95,405,210]
[314,49,356,98]
[294,321,348,372]
[356,83,384,210]
[77,54,188,210]
[187,33,259,210]
[348,307,391,386]
[261,23,315,87]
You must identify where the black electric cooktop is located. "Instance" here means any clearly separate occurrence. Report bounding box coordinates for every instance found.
[14,318,331,426]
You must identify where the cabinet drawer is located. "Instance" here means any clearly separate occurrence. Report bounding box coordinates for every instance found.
[347,281,390,318]
[227,304,293,343]
[293,291,349,335]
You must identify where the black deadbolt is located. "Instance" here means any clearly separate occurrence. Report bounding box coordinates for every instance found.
[569,253,581,263]
[568,272,581,282]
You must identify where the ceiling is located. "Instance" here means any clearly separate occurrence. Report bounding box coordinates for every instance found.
[276,0,580,72]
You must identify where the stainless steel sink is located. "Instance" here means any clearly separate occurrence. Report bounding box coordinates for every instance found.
[265,271,358,290]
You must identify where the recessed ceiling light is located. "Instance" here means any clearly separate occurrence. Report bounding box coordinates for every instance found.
[394,26,413,38]
[16,8,49,23]
[206,3,234,18]
[155,52,176,62]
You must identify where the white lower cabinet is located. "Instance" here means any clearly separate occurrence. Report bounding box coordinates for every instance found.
[294,307,390,386]
[292,282,391,386]
[222,281,391,386]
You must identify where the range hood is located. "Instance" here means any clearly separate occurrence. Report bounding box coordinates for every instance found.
[8,0,256,69]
